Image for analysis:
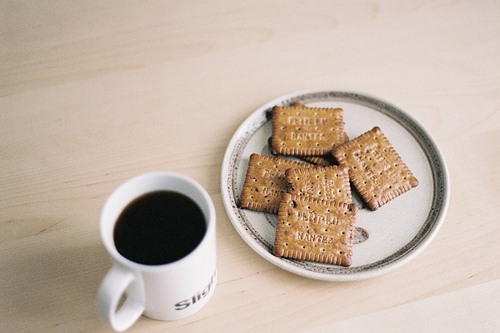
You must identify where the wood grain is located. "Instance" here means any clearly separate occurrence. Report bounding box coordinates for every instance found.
[1,1,499,332]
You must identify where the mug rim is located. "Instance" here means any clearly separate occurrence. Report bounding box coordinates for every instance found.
[100,172,216,272]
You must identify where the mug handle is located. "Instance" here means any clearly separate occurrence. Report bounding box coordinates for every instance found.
[97,265,145,332]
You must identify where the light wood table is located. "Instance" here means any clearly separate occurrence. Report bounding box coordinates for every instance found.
[1,1,499,332]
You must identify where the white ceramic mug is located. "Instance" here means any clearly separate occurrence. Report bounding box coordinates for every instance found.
[96,172,217,331]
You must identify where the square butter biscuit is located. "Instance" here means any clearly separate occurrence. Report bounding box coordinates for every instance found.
[239,153,312,214]
[285,164,352,203]
[298,155,337,166]
[274,193,357,267]
[332,127,419,211]
[271,105,348,156]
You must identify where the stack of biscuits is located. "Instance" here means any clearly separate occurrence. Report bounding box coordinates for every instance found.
[239,103,419,267]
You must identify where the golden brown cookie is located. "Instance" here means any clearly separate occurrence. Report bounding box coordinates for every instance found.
[298,155,337,166]
[271,105,348,156]
[273,193,357,266]
[239,153,312,214]
[332,127,419,211]
[290,102,350,145]
[285,164,352,203]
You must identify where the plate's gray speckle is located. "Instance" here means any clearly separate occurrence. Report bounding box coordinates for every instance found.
[354,227,369,244]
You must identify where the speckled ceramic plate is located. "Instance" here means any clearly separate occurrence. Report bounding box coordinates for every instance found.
[221,90,449,281]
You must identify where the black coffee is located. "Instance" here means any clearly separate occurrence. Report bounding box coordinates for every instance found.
[113,190,206,265]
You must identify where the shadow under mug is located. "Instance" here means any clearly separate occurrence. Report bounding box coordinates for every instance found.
[96,172,216,331]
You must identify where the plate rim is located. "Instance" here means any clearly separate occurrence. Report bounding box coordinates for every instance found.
[220,89,450,281]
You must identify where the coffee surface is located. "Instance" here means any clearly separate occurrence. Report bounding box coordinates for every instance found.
[114,190,206,265]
